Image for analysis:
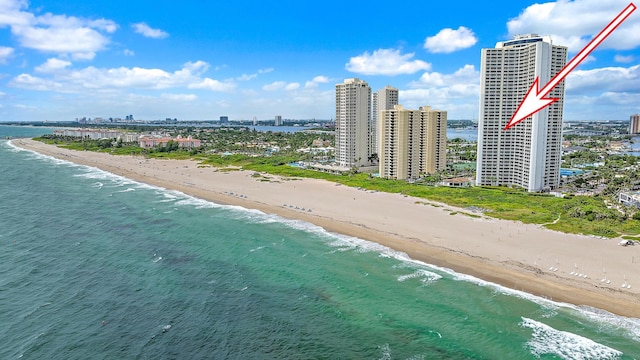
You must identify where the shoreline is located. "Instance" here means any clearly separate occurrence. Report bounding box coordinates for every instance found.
[12,138,640,319]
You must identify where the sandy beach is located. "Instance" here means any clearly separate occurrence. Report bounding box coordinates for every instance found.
[13,138,640,318]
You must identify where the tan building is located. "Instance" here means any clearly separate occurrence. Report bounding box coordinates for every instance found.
[138,135,201,149]
[371,86,398,156]
[379,105,447,180]
[630,114,640,134]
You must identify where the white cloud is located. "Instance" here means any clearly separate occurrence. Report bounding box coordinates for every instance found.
[0,46,14,63]
[424,26,478,53]
[123,49,135,56]
[10,60,235,93]
[35,58,72,73]
[401,64,480,118]
[410,64,479,88]
[304,75,330,88]
[236,68,274,81]
[566,64,640,94]
[284,82,300,91]
[72,52,97,61]
[0,0,117,58]
[0,0,32,27]
[262,81,286,91]
[346,48,431,75]
[565,91,640,119]
[132,22,169,39]
[11,73,63,91]
[313,75,329,82]
[260,80,301,91]
[188,78,235,92]
[12,24,110,55]
[614,54,634,63]
[237,73,257,81]
[160,93,197,101]
[238,88,335,120]
[507,0,640,52]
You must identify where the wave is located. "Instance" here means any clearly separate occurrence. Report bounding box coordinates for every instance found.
[13,140,640,339]
[74,168,139,188]
[521,317,623,359]
[7,141,81,167]
[114,188,135,193]
[92,182,104,189]
[397,269,442,285]
[433,266,640,342]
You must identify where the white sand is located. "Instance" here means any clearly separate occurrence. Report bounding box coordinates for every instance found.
[14,139,640,318]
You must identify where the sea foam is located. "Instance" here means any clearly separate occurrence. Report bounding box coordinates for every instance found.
[521,317,623,360]
[397,269,442,285]
[7,141,81,167]
[12,140,640,342]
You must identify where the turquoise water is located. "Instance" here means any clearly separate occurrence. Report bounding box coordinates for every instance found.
[0,125,639,359]
[560,169,586,177]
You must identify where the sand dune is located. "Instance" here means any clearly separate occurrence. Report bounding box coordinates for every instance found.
[14,138,640,318]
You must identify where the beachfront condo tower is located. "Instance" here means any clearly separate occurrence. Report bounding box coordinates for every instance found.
[379,105,447,180]
[335,78,371,168]
[630,114,640,134]
[372,86,399,156]
[476,34,567,192]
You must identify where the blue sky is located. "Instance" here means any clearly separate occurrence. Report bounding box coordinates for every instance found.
[1,0,639,122]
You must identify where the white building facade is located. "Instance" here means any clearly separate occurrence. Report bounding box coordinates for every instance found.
[476,34,567,192]
[335,78,371,167]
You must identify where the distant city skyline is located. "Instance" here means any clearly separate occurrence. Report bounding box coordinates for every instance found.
[0,0,639,122]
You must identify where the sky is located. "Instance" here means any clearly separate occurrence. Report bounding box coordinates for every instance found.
[0,0,639,122]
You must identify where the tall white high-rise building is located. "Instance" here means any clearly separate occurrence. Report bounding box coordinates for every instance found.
[476,34,567,192]
[274,115,283,126]
[372,86,399,156]
[335,78,371,167]
[379,105,447,180]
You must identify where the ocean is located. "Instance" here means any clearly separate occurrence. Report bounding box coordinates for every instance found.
[0,125,639,359]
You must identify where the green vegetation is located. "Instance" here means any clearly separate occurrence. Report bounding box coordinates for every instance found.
[34,128,640,239]
[196,154,639,238]
[36,136,144,155]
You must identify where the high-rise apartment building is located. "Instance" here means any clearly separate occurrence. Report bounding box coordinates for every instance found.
[274,115,283,126]
[630,114,640,134]
[372,86,399,156]
[476,34,567,192]
[379,105,447,180]
[335,78,371,167]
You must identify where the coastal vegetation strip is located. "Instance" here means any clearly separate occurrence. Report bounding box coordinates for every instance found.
[33,135,640,239]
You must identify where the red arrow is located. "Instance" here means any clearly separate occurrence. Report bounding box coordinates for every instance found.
[504,2,637,130]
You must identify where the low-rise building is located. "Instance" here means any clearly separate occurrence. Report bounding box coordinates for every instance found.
[441,177,473,188]
[138,135,201,149]
[53,128,137,141]
[619,191,640,208]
